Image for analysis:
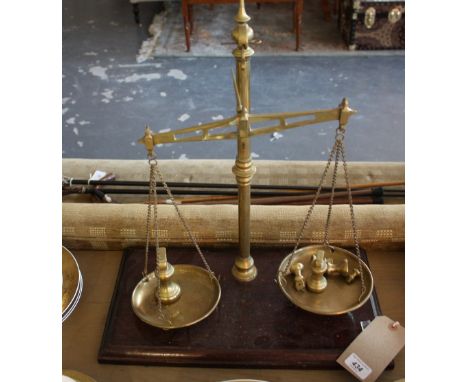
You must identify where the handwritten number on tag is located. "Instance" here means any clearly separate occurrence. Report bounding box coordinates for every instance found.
[344,353,372,380]
[352,361,364,372]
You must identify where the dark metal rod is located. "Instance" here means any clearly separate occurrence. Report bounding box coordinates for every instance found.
[63,186,403,198]
[65,178,404,191]
[70,188,317,197]
[179,196,386,206]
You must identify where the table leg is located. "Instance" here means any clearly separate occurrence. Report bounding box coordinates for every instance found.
[295,0,303,51]
[322,0,331,21]
[293,3,297,33]
[182,0,191,51]
[189,5,194,35]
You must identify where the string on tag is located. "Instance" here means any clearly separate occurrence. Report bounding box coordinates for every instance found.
[390,321,400,330]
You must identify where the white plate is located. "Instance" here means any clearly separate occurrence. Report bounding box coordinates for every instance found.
[62,270,83,322]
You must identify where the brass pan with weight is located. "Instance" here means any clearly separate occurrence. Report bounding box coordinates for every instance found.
[278,244,373,315]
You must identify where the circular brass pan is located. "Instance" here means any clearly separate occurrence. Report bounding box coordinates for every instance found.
[278,245,373,315]
[132,265,221,330]
[62,246,81,315]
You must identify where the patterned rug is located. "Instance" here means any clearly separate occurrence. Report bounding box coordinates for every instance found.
[138,2,348,59]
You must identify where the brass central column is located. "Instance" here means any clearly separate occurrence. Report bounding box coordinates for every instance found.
[231,0,257,282]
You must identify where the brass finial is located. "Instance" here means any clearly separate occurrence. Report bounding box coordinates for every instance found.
[232,0,254,48]
[138,125,155,157]
[235,0,250,23]
[338,98,357,126]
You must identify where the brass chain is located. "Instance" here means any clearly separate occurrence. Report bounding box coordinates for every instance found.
[281,140,339,274]
[143,160,164,316]
[143,163,156,277]
[151,153,216,279]
[151,160,163,314]
[281,125,367,303]
[338,139,366,301]
[323,134,341,246]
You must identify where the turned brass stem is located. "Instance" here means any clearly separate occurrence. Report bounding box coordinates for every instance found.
[156,248,181,304]
[230,0,257,282]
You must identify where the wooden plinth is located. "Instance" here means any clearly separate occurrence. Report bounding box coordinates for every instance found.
[99,247,388,369]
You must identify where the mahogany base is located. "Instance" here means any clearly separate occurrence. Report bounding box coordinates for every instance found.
[99,246,390,369]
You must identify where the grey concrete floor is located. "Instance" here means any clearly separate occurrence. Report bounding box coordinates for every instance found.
[62,0,404,161]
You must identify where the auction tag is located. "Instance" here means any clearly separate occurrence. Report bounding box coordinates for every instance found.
[337,316,405,382]
[89,170,107,181]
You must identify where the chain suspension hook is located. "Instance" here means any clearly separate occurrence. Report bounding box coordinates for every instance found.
[148,155,157,165]
[335,125,346,142]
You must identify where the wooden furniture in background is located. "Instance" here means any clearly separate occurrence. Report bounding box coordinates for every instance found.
[182,0,304,51]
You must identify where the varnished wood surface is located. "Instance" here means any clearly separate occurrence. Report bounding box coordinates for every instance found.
[62,248,404,381]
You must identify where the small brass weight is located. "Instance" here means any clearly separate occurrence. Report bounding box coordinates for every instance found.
[131,151,221,330]
[306,250,328,293]
[297,249,361,294]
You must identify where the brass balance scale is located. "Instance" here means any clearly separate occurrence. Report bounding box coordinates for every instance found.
[129,0,374,330]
